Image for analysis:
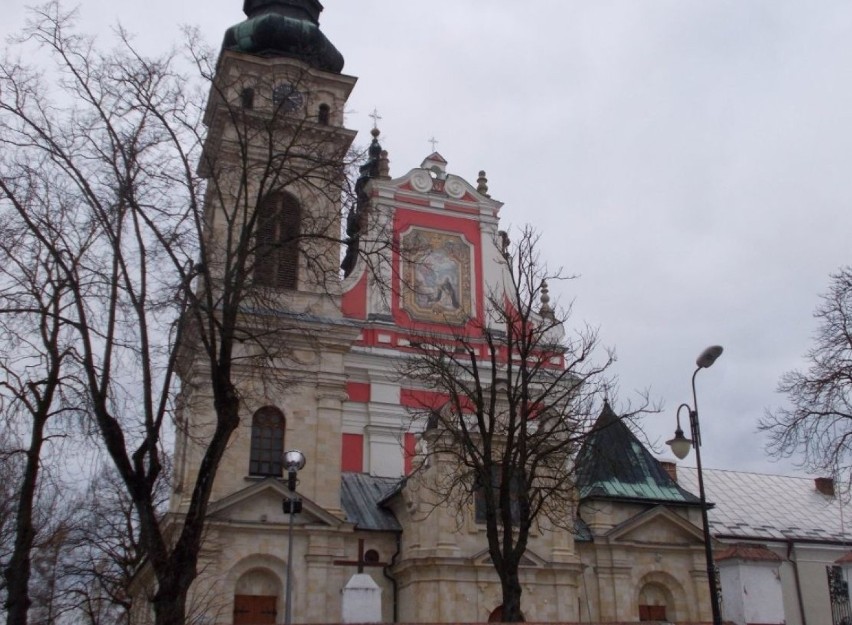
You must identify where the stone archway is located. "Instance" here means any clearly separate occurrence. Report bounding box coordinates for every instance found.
[638,581,674,621]
[233,567,282,625]
[635,571,685,622]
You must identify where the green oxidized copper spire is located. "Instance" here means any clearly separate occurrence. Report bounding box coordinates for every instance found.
[223,0,344,73]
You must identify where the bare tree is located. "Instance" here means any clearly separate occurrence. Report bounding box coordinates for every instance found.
[0,182,82,625]
[402,227,634,622]
[0,456,78,625]
[0,433,23,605]
[54,465,158,625]
[0,3,381,623]
[27,507,72,625]
[761,266,852,485]
[0,461,157,625]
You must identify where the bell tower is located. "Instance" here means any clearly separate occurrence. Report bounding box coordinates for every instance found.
[200,0,358,299]
[172,0,361,525]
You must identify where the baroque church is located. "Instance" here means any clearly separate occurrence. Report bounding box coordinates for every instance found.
[131,1,722,623]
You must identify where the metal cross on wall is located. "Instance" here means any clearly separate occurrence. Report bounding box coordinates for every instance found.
[333,539,388,574]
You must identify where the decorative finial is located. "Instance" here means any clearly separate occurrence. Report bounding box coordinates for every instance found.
[369,108,382,130]
[378,150,390,179]
[539,280,553,319]
[497,231,510,257]
[477,170,489,196]
[429,136,439,153]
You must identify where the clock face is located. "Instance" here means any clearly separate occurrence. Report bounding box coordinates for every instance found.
[273,83,305,112]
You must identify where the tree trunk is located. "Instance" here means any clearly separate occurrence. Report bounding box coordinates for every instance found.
[152,574,190,625]
[3,417,47,625]
[146,387,238,625]
[153,602,187,625]
[499,569,524,622]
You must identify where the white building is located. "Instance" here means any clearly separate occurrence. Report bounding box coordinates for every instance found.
[675,467,852,625]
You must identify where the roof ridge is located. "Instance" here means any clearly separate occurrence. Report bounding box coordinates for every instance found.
[678,465,825,480]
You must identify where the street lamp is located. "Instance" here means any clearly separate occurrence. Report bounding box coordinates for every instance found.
[666,345,723,625]
[282,450,306,625]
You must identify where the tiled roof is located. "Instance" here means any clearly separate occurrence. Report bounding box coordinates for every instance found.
[715,542,782,563]
[340,473,402,532]
[576,403,701,506]
[677,467,852,544]
[835,551,852,564]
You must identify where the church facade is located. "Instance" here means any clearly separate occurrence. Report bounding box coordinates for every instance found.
[132,2,719,623]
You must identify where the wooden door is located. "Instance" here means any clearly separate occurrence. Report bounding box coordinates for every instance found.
[639,604,667,621]
[234,595,277,625]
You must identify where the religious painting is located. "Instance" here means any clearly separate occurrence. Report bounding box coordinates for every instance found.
[401,228,472,325]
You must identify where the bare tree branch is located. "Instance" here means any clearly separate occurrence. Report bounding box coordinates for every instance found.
[0,3,389,623]
[762,266,852,489]
[400,226,647,622]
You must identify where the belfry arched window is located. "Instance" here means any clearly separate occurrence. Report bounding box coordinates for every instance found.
[249,407,286,477]
[254,192,301,289]
[318,103,330,125]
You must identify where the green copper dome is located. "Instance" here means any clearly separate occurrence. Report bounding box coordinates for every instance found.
[223,0,344,73]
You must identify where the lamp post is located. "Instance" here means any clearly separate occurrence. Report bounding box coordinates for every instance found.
[667,345,723,625]
[282,449,306,625]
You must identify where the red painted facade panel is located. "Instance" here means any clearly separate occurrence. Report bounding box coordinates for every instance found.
[400,388,450,410]
[341,270,368,319]
[401,388,475,413]
[346,381,371,403]
[341,433,364,473]
[404,432,416,475]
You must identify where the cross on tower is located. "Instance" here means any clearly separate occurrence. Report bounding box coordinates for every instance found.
[428,136,439,152]
[369,108,382,129]
[333,539,388,574]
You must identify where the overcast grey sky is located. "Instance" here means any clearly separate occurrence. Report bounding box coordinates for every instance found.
[5,0,852,476]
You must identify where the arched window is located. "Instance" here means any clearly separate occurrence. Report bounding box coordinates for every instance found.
[364,549,380,565]
[318,103,330,125]
[249,407,286,477]
[240,87,255,110]
[254,192,301,289]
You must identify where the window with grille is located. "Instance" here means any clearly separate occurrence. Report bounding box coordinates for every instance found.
[254,192,301,289]
[249,407,286,477]
[828,565,852,625]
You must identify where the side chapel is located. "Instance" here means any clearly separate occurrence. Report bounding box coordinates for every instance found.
[134,1,720,623]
